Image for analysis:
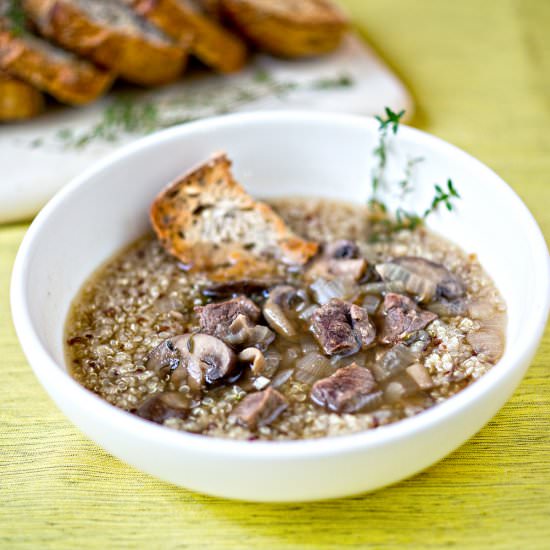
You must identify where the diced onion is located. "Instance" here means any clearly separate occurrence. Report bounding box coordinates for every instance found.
[310,278,357,305]
[294,352,333,385]
[372,344,418,382]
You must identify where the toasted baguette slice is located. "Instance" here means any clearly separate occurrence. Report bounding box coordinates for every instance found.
[0,70,44,120]
[221,0,348,58]
[0,18,113,104]
[123,0,246,73]
[23,0,187,86]
[150,154,319,279]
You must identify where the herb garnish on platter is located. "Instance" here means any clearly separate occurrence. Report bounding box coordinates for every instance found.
[5,0,27,36]
[34,71,354,150]
[368,107,460,239]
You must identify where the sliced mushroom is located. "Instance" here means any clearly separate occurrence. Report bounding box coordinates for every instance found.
[310,363,381,413]
[376,256,465,302]
[238,347,266,376]
[232,387,288,430]
[307,240,366,282]
[324,240,360,259]
[263,285,308,339]
[225,314,275,351]
[378,293,438,344]
[146,339,181,378]
[196,295,261,341]
[156,333,236,392]
[135,391,192,424]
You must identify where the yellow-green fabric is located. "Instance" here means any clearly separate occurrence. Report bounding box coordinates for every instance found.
[1,1,549,548]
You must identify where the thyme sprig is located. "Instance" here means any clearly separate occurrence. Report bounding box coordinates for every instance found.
[368,107,460,240]
[6,0,27,36]
[371,107,405,194]
[39,71,354,150]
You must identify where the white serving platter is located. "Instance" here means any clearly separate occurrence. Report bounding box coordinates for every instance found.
[0,34,413,223]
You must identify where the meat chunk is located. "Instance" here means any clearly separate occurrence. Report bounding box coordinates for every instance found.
[232,387,288,429]
[311,299,376,356]
[310,364,381,413]
[196,295,261,339]
[378,293,438,344]
[225,314,275,351]
[349,304,377,349]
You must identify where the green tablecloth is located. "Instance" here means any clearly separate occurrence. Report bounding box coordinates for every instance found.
[1,1,549,547]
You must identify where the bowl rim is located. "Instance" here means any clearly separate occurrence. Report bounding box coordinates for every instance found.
[10,110,550,460]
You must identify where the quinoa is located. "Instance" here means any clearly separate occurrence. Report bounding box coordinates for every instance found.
[65,198,506,440]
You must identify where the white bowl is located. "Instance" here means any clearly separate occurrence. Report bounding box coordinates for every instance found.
[11,111,550,502]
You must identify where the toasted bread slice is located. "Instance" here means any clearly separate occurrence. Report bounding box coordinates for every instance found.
[221,0,348,58]
[0,12,113,105]
[150,154,319,279]
[0,70,44,120]
[124,0,246,73]
[23,0,187,86]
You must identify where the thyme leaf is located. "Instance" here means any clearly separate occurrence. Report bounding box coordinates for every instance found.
[423,179,461,217]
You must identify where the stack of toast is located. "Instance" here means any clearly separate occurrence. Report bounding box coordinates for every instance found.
[0,0,349,121]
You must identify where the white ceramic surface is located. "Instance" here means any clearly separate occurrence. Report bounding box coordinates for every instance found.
[11,111,550,502]
[0,34,412,223]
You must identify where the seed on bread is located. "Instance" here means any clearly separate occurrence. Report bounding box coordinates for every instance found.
[0,5,114,105]
[0,69,44,120]
[150,154,319,279]
[220,0,349,58]
[23,0,188,86]
[123,0,246,73]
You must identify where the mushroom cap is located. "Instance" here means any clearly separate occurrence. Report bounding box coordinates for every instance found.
[135,391,192,424]
[153,333,237,391]
[263,285,308,339]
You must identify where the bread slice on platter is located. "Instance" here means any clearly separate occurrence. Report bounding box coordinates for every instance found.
[23,0,187,86]
[124,0,246,73]
[150,154,319,279]
[0,8,114,105]
[220,0,349,58]
[0,69,43,120]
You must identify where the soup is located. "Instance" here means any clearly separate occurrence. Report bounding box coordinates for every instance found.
[66,190,506,441]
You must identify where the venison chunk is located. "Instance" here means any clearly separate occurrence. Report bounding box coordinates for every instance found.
[310,364,380,413]
[379,293,438,344]
[232,387,288,429]
[196,295,260,338]
[311,299,376,356]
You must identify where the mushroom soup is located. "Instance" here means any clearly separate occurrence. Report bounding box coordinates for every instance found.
[66,192,506,441]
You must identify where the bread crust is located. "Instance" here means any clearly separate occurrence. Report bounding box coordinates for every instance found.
[221,0,348,58]
[126,0,246,73]
[0,70,44,120]
[23,0,187,86]
[0,25,114,105]
[150,154,319,279]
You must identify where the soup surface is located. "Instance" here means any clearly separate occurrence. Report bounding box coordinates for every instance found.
[66,198,506,440]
